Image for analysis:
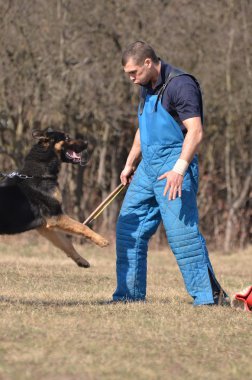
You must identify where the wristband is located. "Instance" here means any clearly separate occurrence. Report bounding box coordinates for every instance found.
[172,159,189,176]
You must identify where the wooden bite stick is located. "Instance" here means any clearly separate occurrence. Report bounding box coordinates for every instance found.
[83,183,126,225]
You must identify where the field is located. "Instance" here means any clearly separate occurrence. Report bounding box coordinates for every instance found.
[0,232,251,380]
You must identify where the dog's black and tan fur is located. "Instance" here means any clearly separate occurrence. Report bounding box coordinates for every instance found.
[0,128,109,267]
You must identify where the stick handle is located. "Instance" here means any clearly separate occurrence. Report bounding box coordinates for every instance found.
[83,183,125,225]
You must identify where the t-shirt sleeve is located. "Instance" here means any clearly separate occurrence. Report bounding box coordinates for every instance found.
[169,76,202,121]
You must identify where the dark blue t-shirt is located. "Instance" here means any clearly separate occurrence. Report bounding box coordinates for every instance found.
[141,61,203,132]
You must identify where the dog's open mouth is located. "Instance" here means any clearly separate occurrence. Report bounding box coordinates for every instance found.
[65,150,82,163]
[65,149,89,165]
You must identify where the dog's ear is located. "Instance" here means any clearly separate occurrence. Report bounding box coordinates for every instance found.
[32,130,46,140]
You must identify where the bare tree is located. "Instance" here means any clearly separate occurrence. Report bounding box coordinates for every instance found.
[0,0,251,249]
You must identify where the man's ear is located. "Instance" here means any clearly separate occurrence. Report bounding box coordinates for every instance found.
[144,58,152,68]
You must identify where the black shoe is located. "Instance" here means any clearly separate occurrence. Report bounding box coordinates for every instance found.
[213,289,231,306]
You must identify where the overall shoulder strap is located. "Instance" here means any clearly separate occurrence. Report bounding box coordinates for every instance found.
[154,68,187,112]
[139,67,203,122]
[154,68,204,122]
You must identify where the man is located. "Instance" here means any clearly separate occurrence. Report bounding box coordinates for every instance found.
[113,41,229,306]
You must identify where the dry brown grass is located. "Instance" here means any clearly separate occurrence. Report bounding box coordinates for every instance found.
[0,232,251,380]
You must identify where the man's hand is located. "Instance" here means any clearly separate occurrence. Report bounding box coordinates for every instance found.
[120,165,135,185]
[156,116,203,200]
[120,128,141,186]
[158,170,183,200]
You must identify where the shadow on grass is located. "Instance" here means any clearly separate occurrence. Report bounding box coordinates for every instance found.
[0,295,102,307]
[0,296,175,307]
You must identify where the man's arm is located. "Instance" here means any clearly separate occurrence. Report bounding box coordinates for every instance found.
[179,116,203,162]
[158,116,203,200]
[120,128,141,185]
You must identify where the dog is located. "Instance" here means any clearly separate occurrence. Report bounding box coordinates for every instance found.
[0,128,109,267]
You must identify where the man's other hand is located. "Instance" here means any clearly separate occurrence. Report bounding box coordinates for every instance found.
[158,170,183,200]
[120,165,135,185]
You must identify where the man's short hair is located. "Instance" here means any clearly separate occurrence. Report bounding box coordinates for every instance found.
[122,41,159,66]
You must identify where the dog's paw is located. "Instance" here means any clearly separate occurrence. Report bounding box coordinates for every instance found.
[77,258,90,268]
[97,237,109,247]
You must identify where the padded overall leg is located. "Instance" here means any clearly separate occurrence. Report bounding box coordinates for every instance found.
[113,162,161,301]
[154,164,222,305]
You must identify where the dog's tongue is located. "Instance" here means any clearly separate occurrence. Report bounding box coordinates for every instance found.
[66,150,81,159]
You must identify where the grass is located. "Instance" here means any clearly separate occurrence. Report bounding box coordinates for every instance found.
[0,232,251,380]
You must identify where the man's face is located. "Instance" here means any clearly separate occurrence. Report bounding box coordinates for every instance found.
[123,58,152,85]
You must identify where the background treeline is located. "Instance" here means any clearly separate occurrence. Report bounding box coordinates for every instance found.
[0,0,251,251]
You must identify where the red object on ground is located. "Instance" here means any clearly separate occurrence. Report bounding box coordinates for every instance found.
[234,286,252,312]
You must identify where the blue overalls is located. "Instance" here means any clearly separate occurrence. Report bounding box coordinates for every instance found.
[113,80,224,306]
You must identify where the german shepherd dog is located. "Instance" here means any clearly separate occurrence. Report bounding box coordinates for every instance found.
[0,128,109,267]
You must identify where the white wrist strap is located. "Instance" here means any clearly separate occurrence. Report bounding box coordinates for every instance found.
[172,159,189,176]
